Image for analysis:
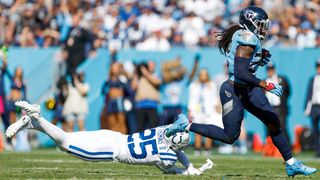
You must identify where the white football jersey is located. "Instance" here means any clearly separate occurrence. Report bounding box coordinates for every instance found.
[115,125,177,169]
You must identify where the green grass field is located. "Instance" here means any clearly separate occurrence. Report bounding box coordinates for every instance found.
[0,149,319,179]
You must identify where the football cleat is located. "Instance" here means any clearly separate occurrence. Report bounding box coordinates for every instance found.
[15,100,41,119]
[5,115,31,138]
[286,160,317,177]
[165,114,190,137]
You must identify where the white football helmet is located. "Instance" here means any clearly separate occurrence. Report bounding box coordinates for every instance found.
[164,130,190,150]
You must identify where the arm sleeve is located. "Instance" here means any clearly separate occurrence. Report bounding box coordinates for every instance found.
[162,167,187,175]
[154,161,187,175]
[174,150,191,168]
[234,56,261,87]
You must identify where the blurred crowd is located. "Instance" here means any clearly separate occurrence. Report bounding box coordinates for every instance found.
[0,0,319,50]
[1,0,320,156]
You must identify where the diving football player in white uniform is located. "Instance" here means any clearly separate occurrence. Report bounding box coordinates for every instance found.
[6,101,213,175]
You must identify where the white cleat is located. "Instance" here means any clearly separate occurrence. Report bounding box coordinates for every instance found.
[15,100,41,118]
[5,115,31,138]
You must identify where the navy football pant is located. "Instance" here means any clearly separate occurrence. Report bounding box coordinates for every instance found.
[190,81,292,160]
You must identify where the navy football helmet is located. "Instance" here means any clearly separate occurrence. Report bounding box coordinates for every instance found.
[239,7,270,41]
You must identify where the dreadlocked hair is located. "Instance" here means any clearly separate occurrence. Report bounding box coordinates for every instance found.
[217,25,244,55]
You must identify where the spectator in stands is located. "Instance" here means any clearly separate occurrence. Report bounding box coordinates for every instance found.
[160,54,199,126]
[158,8,177,39]
[103,5,120,32]
[137,6,159,35]
[63,12,96,77]
[265,63,291,144]
[42,29,60,47]
[177,12,205,48]
[7,66,26,128]
[171,32,184,47]
[0,0,319,48]
[188,68,220,156]
[127,22,144,47]
[107,22,127,53]
[50,76,69,131]
[135,61,161,131]
[305,59,320,157]
[101,63,130,134]
[136,30,171,51]
[119,0,139,28]
[62,72,89,132]
[183,0,225,22]
[18,26,36,47]
[296,21,317,49]
[122,61,138,134]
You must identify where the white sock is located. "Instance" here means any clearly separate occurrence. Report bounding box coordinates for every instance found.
[30,117,67,146]
[286,158,295,165]
[185,123,192,131]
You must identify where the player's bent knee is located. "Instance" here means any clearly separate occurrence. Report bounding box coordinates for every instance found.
[267,121,281,133]
[269,128,282,136]
[224,133,240,144]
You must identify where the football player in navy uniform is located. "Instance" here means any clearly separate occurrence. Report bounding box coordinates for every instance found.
[166,7,317,177]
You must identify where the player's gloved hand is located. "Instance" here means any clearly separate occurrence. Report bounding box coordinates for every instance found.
[259,48,271,66]
[199,159,214,173]
[266,82,283,97]
[187,164,202,175]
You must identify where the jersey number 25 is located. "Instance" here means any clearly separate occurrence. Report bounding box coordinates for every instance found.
[127,129,158,159]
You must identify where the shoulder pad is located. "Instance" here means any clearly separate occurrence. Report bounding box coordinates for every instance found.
[235,29,260,46]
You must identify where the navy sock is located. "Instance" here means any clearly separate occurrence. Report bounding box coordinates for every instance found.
[270,131,293,161]
[190,123,232,144]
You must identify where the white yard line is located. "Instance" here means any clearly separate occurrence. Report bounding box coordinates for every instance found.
[22,158,83,163]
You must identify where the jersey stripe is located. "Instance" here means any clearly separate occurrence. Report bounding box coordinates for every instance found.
[159,152,177,157]
[160,158,177,162]
[67,151,113,161]
[69,145,113,155]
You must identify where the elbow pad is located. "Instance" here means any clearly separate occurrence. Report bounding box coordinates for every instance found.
[234,56,261,87]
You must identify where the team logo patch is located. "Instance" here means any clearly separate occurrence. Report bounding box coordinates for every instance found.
[244,10,254,21]
[225,90,232,98]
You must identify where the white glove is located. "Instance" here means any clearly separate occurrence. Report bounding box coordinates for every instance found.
[199,159,214,173]
[187,165,202,175]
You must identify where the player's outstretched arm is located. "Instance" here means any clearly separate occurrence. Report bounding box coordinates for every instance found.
[156,163,200,175]
[156,157,213,175]
[156,150,213,175]
[175,150,201,175]
[175,150,213,175]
